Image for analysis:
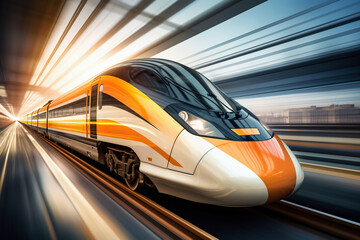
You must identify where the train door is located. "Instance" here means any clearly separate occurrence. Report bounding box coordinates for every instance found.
[36,109,40,131]
[46,104,50,136]
[86,90,90,138]
[90,83,99,139]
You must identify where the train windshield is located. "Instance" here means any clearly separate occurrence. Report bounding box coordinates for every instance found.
[110,59,240,112]
[130,60,239,112]
[158,63,238,112]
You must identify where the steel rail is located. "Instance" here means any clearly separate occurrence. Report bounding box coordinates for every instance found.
[264,200,360,240]
[25,125,217,240]
[300,162,360,181]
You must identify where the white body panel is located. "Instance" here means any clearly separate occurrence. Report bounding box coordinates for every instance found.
[47,127,98,160]
[141,147,268,207]
[168,130,215,174]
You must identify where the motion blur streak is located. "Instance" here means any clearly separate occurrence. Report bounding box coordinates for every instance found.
[0,123,15,198]
[301,163,360,181]
[22,125,125,240]
[281,135,360,145]
[0,123,160,239]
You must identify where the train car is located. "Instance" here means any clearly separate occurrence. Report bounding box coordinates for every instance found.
[30,110,38,130]
[24,58,303,206]
[37,103,49,137]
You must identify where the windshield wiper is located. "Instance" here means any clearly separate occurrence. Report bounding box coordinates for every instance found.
[206,92,242,118]
[162,76,241,118]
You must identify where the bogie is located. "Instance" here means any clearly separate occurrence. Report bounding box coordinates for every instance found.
[105,146,144,191]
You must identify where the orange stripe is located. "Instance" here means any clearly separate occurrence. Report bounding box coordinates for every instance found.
[203,135,296,203]
[49,82,89,109]
[232,128,260,136]
[48,120,86,134]
[97,119,182,167]
[47,119,182,167]
[101,76,183,138]
[39,105,47,113]
[38,122,47,128]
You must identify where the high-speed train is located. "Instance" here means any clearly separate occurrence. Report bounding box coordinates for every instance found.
[21,58,303,207]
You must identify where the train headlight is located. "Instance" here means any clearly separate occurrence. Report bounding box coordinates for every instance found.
[178,111,188,121]
[178,111,225,138]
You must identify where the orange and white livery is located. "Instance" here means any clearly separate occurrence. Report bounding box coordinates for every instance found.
[21,58,303,206]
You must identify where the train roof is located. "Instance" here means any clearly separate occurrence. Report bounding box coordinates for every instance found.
[113,58,187,69]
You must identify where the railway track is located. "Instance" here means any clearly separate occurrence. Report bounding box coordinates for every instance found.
[264,201,360,240]
[25,124,360,240]
[26,126,216,240]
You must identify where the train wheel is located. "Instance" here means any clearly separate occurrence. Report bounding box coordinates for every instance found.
[125,163,143,191]
[105,151,114,172]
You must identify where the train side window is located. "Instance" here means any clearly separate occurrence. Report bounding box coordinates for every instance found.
[130,68,168,94]
[99,84,103,110]
[72,98,85,115]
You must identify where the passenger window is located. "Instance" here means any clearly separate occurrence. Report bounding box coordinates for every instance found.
[130,68,168,93]
[99,84,103,110]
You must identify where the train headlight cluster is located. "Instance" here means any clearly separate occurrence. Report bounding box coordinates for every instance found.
[178,111,188,121]
[178,111,225,138]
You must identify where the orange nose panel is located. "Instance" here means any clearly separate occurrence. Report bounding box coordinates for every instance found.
[206,135,296,203]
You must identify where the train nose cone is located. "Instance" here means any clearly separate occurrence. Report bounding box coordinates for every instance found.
[213,134,300,203]
[196,147,269,206]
